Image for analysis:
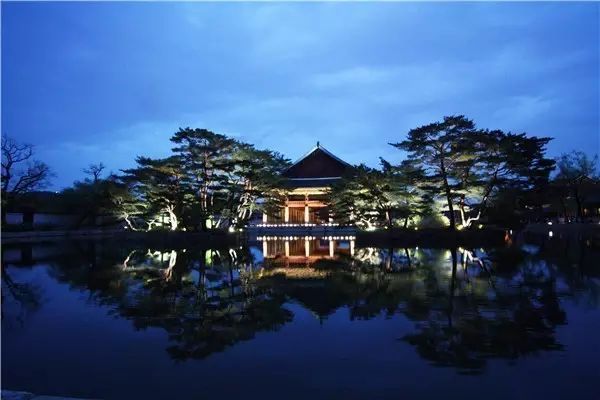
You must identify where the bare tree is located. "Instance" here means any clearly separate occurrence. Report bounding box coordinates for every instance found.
[554,151,599,221]
[83,162,106,183]
[1,135,52,223]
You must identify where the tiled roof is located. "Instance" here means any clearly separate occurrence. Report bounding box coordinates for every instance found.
[283,144,351,179]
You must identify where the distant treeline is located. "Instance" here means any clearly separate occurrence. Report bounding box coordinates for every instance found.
[2,115,598,231]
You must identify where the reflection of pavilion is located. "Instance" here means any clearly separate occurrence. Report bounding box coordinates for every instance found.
[258,236,356,265]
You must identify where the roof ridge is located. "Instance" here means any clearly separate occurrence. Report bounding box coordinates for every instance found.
[317,144,352,167]
[285,143,351,172]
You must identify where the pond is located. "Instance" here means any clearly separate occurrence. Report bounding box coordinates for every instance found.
[2,235,599,399]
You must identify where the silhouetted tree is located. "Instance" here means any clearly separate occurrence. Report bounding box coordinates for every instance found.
[83,162,106,183]
[382,158,432,228]
[219,144,290,228]
[392,116,554,229]
[329,160,429,229]
[329,164,394,228]
[121,156,190,230]
[391,116,476,230]
[171,128,239,230]
[1,135,52,224]
[61,165,129,228]
[454,130,554,227]
[553,151,598,221]
[170,128,290,230]
[109,180,147,231]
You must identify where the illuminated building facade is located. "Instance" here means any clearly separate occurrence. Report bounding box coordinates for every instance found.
[259,142,352,226]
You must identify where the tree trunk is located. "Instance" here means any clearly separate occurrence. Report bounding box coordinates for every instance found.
[123,215,139,231]
[441,171,456,230]
[385,210,393,228]
[458,200,468,228]
[574,188,583,222]
[167,208,178,231]
[437,149,456,230]
[559,197,568,220]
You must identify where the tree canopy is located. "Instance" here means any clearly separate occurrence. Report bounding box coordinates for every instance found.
[6,116,585,232]
[551,151,599,221]
[328,159,430,229]
[113,128,290,231]
[2,135,53,224]
[391,115,554,229]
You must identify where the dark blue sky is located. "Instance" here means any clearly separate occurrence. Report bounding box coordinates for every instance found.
[2,2,599,189]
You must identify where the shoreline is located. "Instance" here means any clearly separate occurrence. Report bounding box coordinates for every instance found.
[2,223,598,247]
[1,390,93,400]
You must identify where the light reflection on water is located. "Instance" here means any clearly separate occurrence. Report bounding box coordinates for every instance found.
[2,236,600,399]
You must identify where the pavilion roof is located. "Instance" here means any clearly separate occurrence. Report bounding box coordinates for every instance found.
[282,142,351,180]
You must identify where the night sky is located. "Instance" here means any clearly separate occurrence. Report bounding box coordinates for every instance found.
[2,2,599,189]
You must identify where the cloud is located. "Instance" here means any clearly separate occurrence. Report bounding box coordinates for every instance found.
[309,66,397,89]
[491,95,556,126]
[3,2,598,189]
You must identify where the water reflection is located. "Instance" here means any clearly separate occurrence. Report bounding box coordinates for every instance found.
[403,248,566,373]
[1,264,41,327]
[64,244,291,361]
[259,235,356,264]
[2,236,599,373]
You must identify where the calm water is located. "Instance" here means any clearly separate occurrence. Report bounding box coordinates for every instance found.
[2,235,599,399]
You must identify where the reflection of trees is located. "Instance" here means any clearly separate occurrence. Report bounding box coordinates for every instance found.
[353,247,417,272]
[403,248,566,373]
[1,262,41,325]
[118,255,293,360]
[261,246,573,374]
[532,236,600,309]
[5,239,597,372]
[44,242,293,361]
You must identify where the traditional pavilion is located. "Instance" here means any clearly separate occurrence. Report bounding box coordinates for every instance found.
[253,143,355,263]
[261,142,352,226]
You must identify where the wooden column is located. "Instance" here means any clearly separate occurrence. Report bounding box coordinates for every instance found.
[262,240,268,257]
[305,238,310,257]
[262,212,268,223]
[304,194,310,224]
[284,206,289,223]
[285,240,290,257]
[350,239,355,257]
[329,240,335,258]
